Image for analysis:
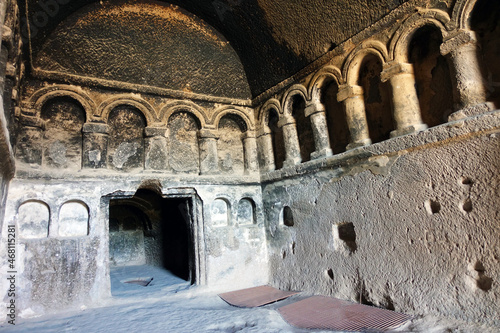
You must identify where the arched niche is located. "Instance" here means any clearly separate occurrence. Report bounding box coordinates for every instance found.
[211,198,230,227]
[40,96,86,169]
[267,107,285,170]
[58,201,89,237]
[322,80,350,154]
[217,114,246,175]
[291,94,315,163]
[168,111,201,174]
[358,54,394,143]
[409,25,454,127]
[107,105,146,171]
[470,0,500,108]
[237,198,256,226]
[17,200,50,239]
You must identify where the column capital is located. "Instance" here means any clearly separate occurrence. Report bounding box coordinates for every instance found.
[381,62,414,82]
[304,101,326,117]
[19,114,45,129]
[144,126,168,138]
[83,122,109,134]
[257,126,272,138]
[277,115,296,128]
[440,30,477,56]
[241,131,256,140]
[197,129,219,139]
[337,84,363,102]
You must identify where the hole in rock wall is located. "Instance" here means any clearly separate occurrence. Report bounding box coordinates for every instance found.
[425,199,441,215]
[332,222,358,253]
[282,206,294,227]
[468,261,493,292]
[461,198,473,213]
[326,269,334,280]
[109,190,194,282]
[332,222,357,253]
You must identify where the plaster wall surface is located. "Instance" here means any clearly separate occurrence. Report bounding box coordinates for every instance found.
[262,111,500,327]
[0,177,268,318]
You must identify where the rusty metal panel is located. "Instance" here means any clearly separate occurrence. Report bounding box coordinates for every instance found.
[219,285,299,308]
[278,296,412,332]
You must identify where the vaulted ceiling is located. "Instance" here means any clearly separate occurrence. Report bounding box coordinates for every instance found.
[22,0,408,99]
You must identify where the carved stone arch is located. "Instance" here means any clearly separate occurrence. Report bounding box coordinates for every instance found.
[281,84,308,116]
[98,95,156,126]
[29,85,96,121]
[390,9,451,63]
[343,40,389,85]
[258,98,282,128]
[452,0,479,30]
[308,66,343,102]
[159,101,207,129]
[213,106,253,132]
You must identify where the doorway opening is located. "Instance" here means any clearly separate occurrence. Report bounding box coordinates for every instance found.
[108,189,197,288]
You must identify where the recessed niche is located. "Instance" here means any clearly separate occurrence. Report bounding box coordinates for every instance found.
[282,206,294,227]
[211,198,230,227]
[59,201,89,237]
[424,199,441,215]
[461,198,473,213]
[17,200,50,239]
[332,222,357,253]
[461,177,473,185]
[237,198,256,225]
[326,269,334,280]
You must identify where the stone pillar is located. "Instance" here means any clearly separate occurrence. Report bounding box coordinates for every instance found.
[440,30,490,120]
[16,114,44,165]
[305,100,333,159]
[242,131,259,174]
[198,129,219,175]
[381,62,428,137]
[337,84,371,149]
[82,122,109,169]
[257,127,275,172]
[277,115,301,168]
[144,126,169,171]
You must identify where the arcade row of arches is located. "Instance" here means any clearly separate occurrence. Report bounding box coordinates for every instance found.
[257,0,500,171]
[16,199,90,239]
[18,91,257,175]
[211,197,258,227]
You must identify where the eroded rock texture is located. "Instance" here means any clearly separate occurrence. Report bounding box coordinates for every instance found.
[0,0,498,330]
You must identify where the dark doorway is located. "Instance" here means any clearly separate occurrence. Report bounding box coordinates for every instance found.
[108,190,194,283]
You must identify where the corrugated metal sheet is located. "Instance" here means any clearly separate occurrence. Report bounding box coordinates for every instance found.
[278,296,412,332]
[219,285,299,308]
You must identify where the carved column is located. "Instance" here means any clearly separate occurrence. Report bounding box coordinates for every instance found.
[440,30,490,119]
[257,127,275,172]
[144,126,169,171]
[16,114,44,166]
[337,84,371,149]
[242,131,259,174]
[82,122,109,169]
[305,100,333,159]
[197,129,219,175]
[381,62,427,137]
[277,115,301,168]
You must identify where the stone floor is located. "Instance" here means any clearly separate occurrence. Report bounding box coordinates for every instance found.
[0,266,495,333]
